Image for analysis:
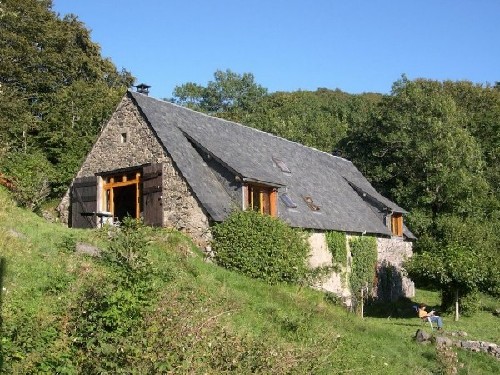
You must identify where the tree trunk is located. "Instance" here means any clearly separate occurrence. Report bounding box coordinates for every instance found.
[360,286,364,319]
[455,289,459,321]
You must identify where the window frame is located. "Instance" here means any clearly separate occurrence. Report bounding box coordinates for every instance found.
[391,212,403,237]
[244,183,278,217]
[101,171,142,219]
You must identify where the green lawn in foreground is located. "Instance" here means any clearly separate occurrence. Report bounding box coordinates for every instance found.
[1,187,499,374]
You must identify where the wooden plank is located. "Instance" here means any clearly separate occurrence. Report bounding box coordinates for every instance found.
[70,176,97,228]
[270,189,278,217]
[142,163,163,226]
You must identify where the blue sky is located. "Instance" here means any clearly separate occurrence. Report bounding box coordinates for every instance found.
[52,0,499,99]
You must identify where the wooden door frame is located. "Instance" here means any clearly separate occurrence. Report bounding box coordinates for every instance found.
[101,170,142,219]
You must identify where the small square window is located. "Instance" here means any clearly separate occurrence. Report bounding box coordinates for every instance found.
[120,133,128,143]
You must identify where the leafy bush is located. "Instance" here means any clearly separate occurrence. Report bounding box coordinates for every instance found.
[212,210,310,284]
[459,291,481,316]
[0,150,55,211]
[101,217,153,288]
[68,218,157,373]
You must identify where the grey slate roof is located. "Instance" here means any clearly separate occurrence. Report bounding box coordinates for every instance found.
[129,91,410,237]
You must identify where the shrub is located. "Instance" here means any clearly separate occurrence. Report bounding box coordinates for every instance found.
[212,210,310,284]
[101,217,153,288]
[441,289,481,316]
[0,150,55,211]
[68,218,157,373]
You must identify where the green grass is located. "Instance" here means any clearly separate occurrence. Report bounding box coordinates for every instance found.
[1,186,499,374]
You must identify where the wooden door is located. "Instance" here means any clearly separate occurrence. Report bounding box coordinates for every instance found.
[142,164,163,226]
[70,176,98,228]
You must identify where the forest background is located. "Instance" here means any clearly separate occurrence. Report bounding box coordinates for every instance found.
[0,0,498,311]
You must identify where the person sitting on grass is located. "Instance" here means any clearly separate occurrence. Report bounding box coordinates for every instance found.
[418,303,443,331]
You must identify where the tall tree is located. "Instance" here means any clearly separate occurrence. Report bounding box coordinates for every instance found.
[342,77,489,217]
[172,69,267,121]
[245,89,356,153]
[0,0,134,196]
[341,76,498,312]
[442,81,500,212]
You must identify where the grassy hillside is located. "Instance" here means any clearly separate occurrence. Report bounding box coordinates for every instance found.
[1,187,498,374]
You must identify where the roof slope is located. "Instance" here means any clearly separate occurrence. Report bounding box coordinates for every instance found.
[129,91,407,236]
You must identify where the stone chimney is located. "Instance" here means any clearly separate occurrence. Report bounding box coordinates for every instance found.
[135,83,151,95]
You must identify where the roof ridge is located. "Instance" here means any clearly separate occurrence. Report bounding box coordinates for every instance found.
[128,91,353,164]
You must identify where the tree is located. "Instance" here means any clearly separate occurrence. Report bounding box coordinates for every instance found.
[341,76,499,313]
[406,215,499,318]
[442,81,500,214]
[172,69,267,121]
[342,77,489,217]
[244,89,350,152]
[1,150,55,211]
[0,0,134,196]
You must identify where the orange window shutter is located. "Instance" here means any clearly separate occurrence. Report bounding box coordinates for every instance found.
[391,214,403,236]
[270,189,277,217]
[109,188,114,215]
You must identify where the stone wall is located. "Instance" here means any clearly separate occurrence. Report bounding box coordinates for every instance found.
[77,96,168,177]
[161,161,211,246]
[58,95,211,245]
[375,237,415,301]
[416,330,500,360]
[307,232,348,300]
[307,232,414,305]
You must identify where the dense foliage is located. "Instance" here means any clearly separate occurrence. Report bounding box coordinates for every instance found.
[1,150,55,211]
[348,236,378,302]
[172,69,268,122]
[325,230,347,268]
[0,0,134,200]
[339,77,500,311]
[212,210,310,285]
[67,218,161,373]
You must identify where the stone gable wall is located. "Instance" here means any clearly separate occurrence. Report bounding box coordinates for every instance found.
[76,96,168,178]
[58,95,211,245]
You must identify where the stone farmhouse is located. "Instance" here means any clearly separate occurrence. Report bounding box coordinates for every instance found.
[58,88,415,302]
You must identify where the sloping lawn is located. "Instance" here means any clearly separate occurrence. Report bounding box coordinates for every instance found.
[1,187,498,374]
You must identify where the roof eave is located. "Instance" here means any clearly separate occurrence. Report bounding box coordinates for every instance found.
[241,177,286,188]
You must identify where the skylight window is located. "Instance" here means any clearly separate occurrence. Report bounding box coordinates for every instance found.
[280,193,297,208]
[302,195,320,211]
[272,157,291,174]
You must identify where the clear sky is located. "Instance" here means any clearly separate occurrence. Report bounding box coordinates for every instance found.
[52,0,499,99]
